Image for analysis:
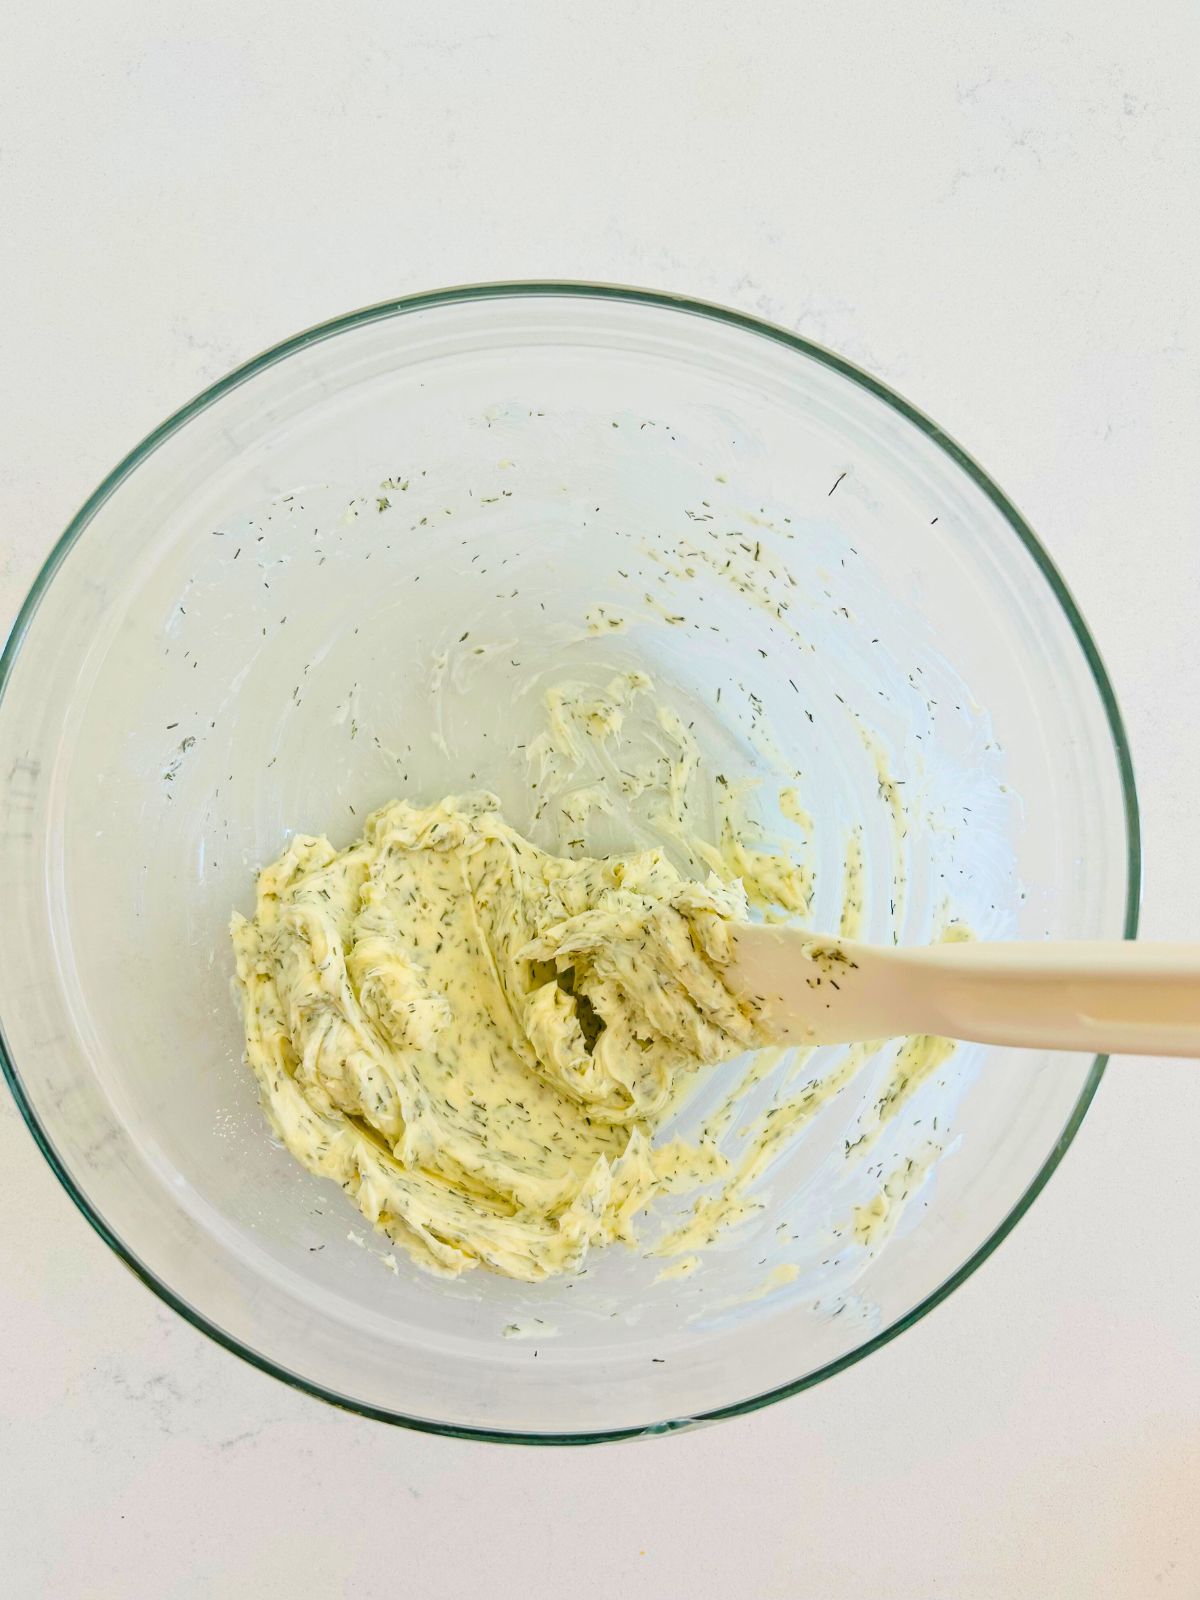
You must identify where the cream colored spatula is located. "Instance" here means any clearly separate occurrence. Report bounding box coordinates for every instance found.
[727,928,1200,1057]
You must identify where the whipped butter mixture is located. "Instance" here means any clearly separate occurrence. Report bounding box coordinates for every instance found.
[231,791,770,1280]
[232,668,953,1283]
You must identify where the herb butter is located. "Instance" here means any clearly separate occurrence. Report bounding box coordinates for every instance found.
[231,792,767,1281]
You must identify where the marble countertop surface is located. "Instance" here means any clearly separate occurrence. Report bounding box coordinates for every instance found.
[1,3,1198,1595]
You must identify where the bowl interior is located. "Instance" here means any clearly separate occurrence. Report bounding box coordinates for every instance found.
[0,289,1132,1438]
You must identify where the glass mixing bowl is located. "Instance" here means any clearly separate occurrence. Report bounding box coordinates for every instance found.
[0,285,1137,1442]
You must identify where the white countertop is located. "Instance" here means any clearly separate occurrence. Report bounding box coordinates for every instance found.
[2,3,1199,1595]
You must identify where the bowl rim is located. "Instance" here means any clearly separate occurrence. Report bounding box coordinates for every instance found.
[0,280,1141,1445]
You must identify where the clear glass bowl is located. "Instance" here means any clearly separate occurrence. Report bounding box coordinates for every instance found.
[0,285,1137,1442]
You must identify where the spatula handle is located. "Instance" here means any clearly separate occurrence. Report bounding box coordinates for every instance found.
[899,941,1200,1057]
